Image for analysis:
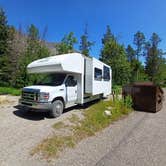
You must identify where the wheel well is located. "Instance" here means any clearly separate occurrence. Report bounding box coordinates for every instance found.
[52,97,65,107]
[100,93,104,99]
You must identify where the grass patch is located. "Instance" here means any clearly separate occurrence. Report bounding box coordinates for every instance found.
[0,87,21,96]
[68,114,81,125]
[112,85,122,94]
[52,122,67,130]
[73,99,132,140]
[31,136,75,158]
[32,98,133,158]
[53,121,70,130]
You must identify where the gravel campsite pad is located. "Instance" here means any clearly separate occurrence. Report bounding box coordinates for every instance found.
[0,90,166,166]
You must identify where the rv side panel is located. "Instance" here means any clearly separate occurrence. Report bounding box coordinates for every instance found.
[84,57,93,94]
[92,58,104,95]
[92,58,111,96]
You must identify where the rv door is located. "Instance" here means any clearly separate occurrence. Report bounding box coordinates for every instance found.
[65,76,77,103]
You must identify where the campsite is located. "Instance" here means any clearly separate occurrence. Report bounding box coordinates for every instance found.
[0,0,166,166]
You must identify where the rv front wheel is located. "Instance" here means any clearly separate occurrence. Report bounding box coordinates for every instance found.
[50,100,64,118]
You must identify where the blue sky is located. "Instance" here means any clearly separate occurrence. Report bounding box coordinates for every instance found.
[0,0,166,59]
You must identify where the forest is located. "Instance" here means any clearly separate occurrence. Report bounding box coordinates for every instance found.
[0,8,165,89]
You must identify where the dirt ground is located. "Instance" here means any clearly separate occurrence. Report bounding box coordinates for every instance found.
[0,96,83,166]
[0,90,165,166]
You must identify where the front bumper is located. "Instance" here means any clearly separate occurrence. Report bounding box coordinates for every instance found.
[19,99,52,111]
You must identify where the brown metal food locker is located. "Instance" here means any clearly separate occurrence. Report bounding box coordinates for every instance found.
[123,82,164,113]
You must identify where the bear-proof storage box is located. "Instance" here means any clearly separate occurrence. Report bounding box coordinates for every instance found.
[123,82,164,113]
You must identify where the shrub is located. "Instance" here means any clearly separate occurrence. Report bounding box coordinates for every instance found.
[0,87,21,96]
[123,95,133,109]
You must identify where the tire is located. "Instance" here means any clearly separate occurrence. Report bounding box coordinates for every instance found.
[50,100,64,118]
[99,94,103,100]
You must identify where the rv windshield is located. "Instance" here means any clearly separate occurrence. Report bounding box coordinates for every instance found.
[35,73,66,86]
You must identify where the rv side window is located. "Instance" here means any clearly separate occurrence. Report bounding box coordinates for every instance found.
[103,66,110,81]
[65,76,77,87]
[94,68,102,81]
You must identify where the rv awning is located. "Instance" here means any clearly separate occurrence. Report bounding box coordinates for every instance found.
[27,53,84,74]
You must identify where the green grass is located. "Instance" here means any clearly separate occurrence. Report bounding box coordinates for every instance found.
[31,136,75,158]
[32,98,133,158]
[68,114,81,125]
[0,87,21,96]
[53,122,69,130]
[112,85,122,94]
[73,99,132,140]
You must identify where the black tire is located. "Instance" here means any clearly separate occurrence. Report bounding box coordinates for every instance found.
[99,94,103,100]
[50,100,64,118]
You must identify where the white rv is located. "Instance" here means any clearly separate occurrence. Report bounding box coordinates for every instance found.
[19,53,112,117]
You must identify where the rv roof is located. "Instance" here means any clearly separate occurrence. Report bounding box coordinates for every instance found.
[27,53,86,74]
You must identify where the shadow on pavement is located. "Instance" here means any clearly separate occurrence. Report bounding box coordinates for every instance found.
[13,106,51,121]
[12,99,100,121]
[12,105,81,121]
[134,109,159,114]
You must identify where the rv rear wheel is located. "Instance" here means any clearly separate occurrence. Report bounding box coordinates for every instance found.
[50,100,64,118]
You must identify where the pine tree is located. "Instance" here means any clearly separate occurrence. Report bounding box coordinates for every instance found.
[79,24,94,56]
[100,25,131,85]
[133,31,145,60]
[18,24,50,87]
[99,25,113,63]
[57,32,77,54]
[133,31,146,80]
[126,45,135,62]
[145,33,166,84]
[0,8,10,86]
[102,25,114,45]
[126,44,148,82]
[8,26,27,87]
[0,8,8,56]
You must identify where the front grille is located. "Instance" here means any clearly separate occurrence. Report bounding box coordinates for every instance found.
[22,89,39,102]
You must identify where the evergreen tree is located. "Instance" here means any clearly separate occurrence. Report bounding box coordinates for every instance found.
[100,26,131,85]
[0,8,8,56]
[0,8,10,86]
[57,32,77,54]
[132,31,146,80]
[145,33,166,84]
[102,25,114,45]
[18,24,50,87]
[79,24,94,56]
[133,31,145,60]
[99,25,113,63]
[126,44,148,82]
[126,45,135,62]
[6,25,28,87]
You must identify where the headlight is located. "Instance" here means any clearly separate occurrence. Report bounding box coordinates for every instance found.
[39,92,49,102]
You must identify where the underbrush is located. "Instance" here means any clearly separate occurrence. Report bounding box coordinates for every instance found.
[32,96,133,158]
[0,87,21,96]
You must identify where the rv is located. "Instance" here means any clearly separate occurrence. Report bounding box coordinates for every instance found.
[19,53,112,118]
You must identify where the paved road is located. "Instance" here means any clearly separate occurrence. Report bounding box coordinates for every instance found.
[53,89,166,166]
[95,89,166,166]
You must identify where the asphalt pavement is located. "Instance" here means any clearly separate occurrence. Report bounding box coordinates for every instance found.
[95,89,166,166]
